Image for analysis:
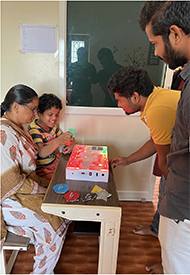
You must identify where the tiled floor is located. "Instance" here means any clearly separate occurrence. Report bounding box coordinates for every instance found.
[6,199,161,274]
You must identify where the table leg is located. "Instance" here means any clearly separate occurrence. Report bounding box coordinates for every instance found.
[98,218,121,274]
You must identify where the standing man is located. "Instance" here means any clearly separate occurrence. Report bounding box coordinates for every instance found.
[97,48,123,107]
[108,66,180,181]
[108,67,180,273]
[108,66,184,275]
[67,47,97,106]
[138,1,190,274]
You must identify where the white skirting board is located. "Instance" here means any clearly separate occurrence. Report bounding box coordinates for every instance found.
[118,190,153,202]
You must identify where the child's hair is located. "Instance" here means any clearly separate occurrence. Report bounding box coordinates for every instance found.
[38,93,62,114]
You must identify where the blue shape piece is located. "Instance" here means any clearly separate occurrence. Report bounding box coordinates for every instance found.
[53,184,69,194]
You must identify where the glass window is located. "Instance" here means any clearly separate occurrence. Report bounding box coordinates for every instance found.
[66,1,165,108]
[71,40,85,63]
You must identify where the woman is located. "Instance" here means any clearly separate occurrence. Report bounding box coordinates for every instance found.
[0,84,70,274]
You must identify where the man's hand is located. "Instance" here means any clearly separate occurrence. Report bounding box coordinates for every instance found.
[155,143,170,179]
[110,139,157,169]
[110,156,130,168]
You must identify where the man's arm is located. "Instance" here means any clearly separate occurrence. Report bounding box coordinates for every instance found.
[110,138,156,168]
[154,144,170,179]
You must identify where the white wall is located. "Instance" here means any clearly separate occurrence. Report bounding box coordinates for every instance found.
[1,1,156,201]
[1,1,59,97]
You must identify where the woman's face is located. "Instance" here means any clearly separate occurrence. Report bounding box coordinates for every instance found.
[18,97,39,125]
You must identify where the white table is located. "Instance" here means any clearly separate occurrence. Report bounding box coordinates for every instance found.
[42,154,122,274]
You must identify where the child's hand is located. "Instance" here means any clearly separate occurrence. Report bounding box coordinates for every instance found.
[58,132,75,146]
[62,144,75,155]
[64,131,75,146]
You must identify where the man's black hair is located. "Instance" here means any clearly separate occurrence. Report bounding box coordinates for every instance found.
[139,1,190,42]
[108,66,154,98]
[138,1,166,32]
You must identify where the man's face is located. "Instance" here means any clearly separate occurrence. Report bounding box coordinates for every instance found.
[114,93,140,115]
[145,23,187,69]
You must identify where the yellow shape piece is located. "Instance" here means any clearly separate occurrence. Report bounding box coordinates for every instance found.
[91,185,103,193]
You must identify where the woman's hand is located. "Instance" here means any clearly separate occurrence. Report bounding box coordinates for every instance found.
[37,185,47,194]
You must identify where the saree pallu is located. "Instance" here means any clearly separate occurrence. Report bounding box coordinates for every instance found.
[0,116,66,240]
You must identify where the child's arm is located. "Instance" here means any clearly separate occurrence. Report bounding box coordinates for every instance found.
[37,132,75,158]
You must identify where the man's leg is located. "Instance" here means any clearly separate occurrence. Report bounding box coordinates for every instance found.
[148,176,166,235]
[159,215,190,274]
[133,176,165,237]
[133,176,165,273]
[133,209,159,237]
[149,210,159,235]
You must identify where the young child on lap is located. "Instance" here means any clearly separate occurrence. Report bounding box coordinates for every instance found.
[28,93,75,181]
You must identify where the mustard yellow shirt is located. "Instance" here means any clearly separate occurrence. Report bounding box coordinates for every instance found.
[140,87,181,145]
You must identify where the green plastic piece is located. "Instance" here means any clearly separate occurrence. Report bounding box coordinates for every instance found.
[68,128,75,137]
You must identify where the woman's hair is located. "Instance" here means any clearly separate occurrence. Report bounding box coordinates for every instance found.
[38,93,62,114]
[1,84,38,117]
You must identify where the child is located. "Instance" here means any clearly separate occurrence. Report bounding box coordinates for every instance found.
[28,93,75,181]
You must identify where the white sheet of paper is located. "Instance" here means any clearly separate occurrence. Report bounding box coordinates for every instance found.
[20,24,57,53]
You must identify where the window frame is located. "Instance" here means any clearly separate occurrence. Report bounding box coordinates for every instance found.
[59,1,138,116]
[67,33,90,65]
[59,1,166,117]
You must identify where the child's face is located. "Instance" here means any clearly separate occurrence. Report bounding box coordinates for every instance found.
[38,107,61,128]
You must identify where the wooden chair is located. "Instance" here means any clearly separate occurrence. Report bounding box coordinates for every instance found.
[0,232,30,274]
